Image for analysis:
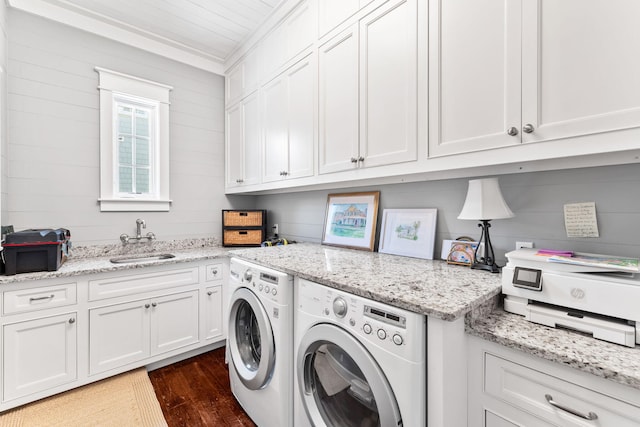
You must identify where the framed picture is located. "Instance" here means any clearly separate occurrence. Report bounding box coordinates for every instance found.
[322,191,380,251]
[378,208,438,259]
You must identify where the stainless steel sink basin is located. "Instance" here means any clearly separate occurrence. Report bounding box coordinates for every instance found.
[109,253,175,264]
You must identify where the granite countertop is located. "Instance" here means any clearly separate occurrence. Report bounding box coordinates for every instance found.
[230,242,502,321]
[467,308,640,391]
[0,238,230,284]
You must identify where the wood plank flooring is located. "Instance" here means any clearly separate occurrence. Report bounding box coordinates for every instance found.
[149,347,257,427]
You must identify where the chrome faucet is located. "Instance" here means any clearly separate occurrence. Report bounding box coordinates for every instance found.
[120,219,156,244]
[136,218,146,238]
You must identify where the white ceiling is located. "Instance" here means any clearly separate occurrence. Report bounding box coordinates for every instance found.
[9,0,284,73]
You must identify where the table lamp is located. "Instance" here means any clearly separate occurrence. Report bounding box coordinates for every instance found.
[458,177,514,273]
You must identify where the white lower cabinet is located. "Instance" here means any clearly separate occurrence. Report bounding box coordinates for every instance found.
[468,336,640,427]
[0,259,227,412]
[89,290,199,375]
[3,312,77,401]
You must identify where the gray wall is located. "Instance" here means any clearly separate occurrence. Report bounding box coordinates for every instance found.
[0,3,7,228]
[5,10,253,245]
[257,163,640,265]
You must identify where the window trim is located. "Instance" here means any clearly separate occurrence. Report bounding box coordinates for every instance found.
[96,67,172,212]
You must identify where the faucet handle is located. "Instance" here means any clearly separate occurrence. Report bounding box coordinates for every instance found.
[120,234,130,244]
[146,232,156,241]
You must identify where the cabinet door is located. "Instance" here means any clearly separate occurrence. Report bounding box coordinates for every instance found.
[286,54,316,179]
[319,0,360,36]
[150,291,199,355]
[262,75,289,182]
[319,25,360,174]
[428,0,522,157]
[242,92,262,186]
[89,300,150,374]
[3,313,77,401]
[226,102,244,188]
[521,0,640,144]
[203,286,223,341]
[360,0,418,167]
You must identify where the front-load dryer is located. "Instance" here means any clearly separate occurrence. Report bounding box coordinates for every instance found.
[228,258,293,427]
[294,278,426,427]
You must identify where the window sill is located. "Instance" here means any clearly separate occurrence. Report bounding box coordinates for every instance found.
[98,198,172,212]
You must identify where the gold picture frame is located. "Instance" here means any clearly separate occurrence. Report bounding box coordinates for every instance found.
[322,191,380,251]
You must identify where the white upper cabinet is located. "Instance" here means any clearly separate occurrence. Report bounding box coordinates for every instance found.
[318,0,376,37]
[261,0,317,80]
[521,0,640,144]
[429,0,640,158]
[319,0,417,174]
[263,54,316,183]
[359,0,417,168]
[428,0,522,157]
[226,48,259,106]
[226,92,261,188]
[318,25,360,174]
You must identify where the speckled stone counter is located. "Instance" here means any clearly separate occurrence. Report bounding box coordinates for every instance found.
[0,238,230,284]
[467,308,640,390]
[230,242,502,321]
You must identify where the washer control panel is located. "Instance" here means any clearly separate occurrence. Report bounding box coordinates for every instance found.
[229,258,292,303]
[297,279,424,360]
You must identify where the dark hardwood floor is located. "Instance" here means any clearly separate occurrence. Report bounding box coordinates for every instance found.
[149,347,257,427]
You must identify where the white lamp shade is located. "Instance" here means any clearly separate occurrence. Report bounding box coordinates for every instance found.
[458,178,514,220]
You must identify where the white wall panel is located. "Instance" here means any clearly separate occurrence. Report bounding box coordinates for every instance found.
[257,164,640,265]
[5,10,254,244]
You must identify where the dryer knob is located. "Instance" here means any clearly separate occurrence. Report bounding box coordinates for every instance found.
[244,270,253,282]
[377,329,387,340]
[333,297,348,318]
[363,323,372,334]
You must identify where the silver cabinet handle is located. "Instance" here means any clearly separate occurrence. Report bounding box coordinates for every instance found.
[350,157,358,163]
[207,291,214,296]
[68,318,76,324]
[235,178,244,183]
[507,127,519,136]
[523,123,535,133]
[545,394,598,421]
[30,294,55,302]
[145,303,150,309]
[151,302,157,307]
[358,156,365,162]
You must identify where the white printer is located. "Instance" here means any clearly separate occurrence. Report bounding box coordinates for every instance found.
[502,248,640,347]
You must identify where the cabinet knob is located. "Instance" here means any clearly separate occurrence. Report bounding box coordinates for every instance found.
[145,303,151,309]
[236,178,244,183]
[523,123,535,133]
[358,156,365,162]
[507,126,519,136]
[207,290,214,296]
[350,157,358,163]
[151,302,157,307]
[68,318,76,324]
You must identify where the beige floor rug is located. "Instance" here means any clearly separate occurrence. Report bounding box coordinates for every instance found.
[0,368,168,427]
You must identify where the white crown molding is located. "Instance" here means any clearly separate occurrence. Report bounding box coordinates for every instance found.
[7,0,225,75]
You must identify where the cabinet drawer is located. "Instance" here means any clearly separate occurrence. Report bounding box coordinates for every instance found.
[88,267,199,301]
[3,282,77,315]
[205,263,223,282]
[222,210,265,227]
[223,229,264,246]
[485,353,640,426]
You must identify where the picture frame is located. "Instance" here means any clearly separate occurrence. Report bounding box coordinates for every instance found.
[322,191,380,251]
[444,240,480,266]
[378,208,438,259]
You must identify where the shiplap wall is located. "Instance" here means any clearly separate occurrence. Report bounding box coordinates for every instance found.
[6,10,254,245]
[257,163,640,265]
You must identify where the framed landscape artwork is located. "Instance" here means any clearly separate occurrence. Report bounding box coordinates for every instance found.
[322,192,380,251]
[378,208,438,259]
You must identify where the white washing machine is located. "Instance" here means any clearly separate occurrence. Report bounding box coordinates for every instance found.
[294,278,427,427]
[228,258,293,427]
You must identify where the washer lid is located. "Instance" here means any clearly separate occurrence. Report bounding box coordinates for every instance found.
[297,323,402,427]
[228,287,275,390]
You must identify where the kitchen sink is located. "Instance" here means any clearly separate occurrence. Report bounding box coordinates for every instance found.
[109,253,176,264]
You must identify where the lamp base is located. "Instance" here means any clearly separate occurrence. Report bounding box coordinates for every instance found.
[470,261,501,273]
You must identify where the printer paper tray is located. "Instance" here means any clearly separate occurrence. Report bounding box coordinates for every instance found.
[526,304,636,348]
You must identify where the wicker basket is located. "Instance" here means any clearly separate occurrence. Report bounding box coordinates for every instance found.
[223,211,264,227]
[223,230,263,246]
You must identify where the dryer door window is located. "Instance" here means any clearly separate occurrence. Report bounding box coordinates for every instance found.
[297,324,402,427]
[228,287,275,390]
